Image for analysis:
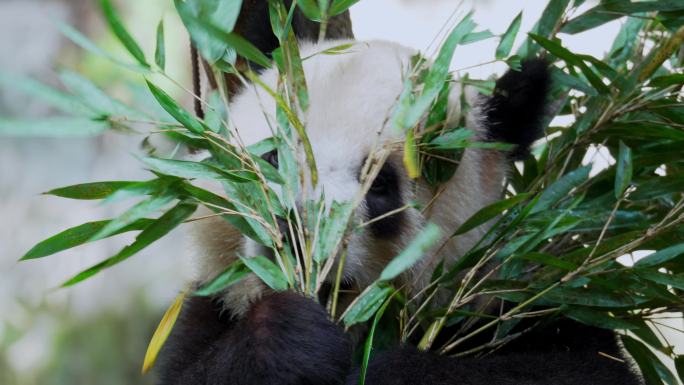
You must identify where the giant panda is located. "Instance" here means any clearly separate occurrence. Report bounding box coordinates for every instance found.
[157,4,644,385]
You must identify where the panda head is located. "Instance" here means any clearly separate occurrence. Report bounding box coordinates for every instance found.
[196,39,550,312]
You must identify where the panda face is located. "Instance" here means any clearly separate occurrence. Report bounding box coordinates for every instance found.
[195,39,520,313]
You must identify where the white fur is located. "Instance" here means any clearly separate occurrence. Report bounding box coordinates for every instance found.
[190,40,508,316]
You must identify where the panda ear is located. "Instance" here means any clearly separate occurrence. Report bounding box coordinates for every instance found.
[482,59,552,160]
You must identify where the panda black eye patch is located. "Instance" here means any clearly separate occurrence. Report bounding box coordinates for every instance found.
[364,161,405,239]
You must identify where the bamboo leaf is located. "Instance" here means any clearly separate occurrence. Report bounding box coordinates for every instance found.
[635,243,684,268]
[297,0,321,20]
[403,129,421,179]
[330,0,360,16]
[675,356,684,384]
[146,80,206,134]
[195,261,249,296]
[380,223,441,281]
[175,1,270,67]
[59,70,146,119]
[529,34,610,94]
[496,11,523,59]
[392,12,477,132]
[0,70,92,116]
[517,252,577,270]
[63,203,197,286]
[45,181,136,200]
[142,291,186,374]
[240,255,289,291]
[155,19,166,71]
[57,22,148,73]
[614,141,633,199]
[90,194,177,242]
[532,166,591,214]
[563,306,638,330]
[453,193,531,236]
[342,282,394,326]
[621,335,677,385]
[101,0,149,67]
[0,117,108,137]
[142,157,255,183]
[21,219,154,261]
[462,30,495,45]
[562,1,684,35]
[359,293,395,385]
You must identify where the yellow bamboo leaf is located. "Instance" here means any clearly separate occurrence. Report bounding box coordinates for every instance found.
[141,291,186,374]
[403,129,421,179]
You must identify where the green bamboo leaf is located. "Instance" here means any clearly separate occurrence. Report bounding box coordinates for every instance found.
[615,141,633,199]
[174,0,243,63]
[637,270,684,291]
[675,356,684,384]
[518,0,571,57]
[359,293,395,385]
[462,30,495,45]
[101,0,148,67]
[297,0,322,20]
[175,2,270,68]
[141,157,255,183]
[21,219,154,261]
[155,19,166,71]
[90,194,177,242]
[314,201,353,262]
[551,67,597,96]
[621,335,676,385]
[0,70,92,116]
[195,261,249,296]
[330,0,360,16]
[59,70,145,119]
[453,193,531,236]
[562,1,684,35]
[240,255,289,291]
[342,282,394,326]
[146,80,205,134]
[532,166,591,214]
[428,128,475,150]
[62,203,197,287]
[635,243,684,268]
[181,183,266,244]
[393,12,477,132]
[0,117,108,138]
[45,181,136,200]
[563,306,638,330]
[57,22,148,73]
[529,34,610,94]
[517,252,577,270]
[380,223,441,281]
[496,11,523,59]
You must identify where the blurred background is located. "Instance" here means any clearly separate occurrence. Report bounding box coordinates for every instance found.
[0,0,679,384]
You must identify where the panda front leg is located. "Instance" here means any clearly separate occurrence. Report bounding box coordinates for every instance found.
[157,291,352,385]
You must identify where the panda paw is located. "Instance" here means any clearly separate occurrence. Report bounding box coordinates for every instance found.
[159,291,352,385]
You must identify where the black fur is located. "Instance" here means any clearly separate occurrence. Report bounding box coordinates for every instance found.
[484,59,551,159]
[158,293,641,385]
[350,320,641,385]
[158,292,352,385]
[364,161,405,239]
